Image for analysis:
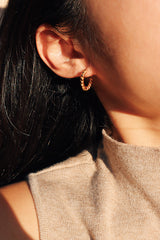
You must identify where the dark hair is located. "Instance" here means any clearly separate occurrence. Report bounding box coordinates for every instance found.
[0,0,108,186]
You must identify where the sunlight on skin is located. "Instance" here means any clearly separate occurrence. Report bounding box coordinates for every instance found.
[0,182,39,240]
[87,0,160,147]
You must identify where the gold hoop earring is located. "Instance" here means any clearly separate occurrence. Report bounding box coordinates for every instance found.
[80,70,93,91]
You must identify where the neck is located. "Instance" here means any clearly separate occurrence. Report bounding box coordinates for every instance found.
[108,111,160,147]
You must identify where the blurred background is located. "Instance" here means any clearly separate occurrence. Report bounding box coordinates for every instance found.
[0,0,8,8]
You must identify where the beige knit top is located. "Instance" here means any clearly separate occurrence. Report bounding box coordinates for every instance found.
[28,129,160,240]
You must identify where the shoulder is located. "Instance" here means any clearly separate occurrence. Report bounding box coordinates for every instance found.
[29,150,95,179]
[28,150,96,196]
[0,181,39,240]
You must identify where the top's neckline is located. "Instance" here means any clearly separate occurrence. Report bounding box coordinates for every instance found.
[102,128,160,151]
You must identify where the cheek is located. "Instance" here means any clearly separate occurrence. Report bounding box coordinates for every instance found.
[96,0,160,103]
[112,1,160,76]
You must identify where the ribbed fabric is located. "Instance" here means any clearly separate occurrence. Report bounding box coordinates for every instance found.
[28,129,160,240]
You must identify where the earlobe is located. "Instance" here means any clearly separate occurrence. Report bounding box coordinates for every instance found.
[35,24,95,79]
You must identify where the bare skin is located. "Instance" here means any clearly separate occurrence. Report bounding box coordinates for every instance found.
[0,182,39,239]
[87,0,160,147]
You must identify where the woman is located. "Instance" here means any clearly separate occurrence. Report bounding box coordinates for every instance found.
[1,0,160,239]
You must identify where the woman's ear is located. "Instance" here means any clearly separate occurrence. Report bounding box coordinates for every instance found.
[35,24,95,78]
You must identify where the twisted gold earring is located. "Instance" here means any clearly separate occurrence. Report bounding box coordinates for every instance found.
[80,70,93,91]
